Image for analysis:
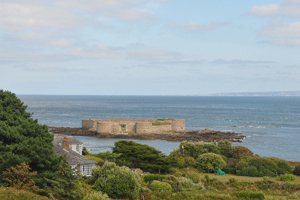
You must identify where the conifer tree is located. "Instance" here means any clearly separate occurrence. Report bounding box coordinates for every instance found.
[0,90,62,187]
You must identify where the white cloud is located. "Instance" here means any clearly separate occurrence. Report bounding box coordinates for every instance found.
[259,20,300,38]
[170,21,231,33]
[244,0,300,17]
[25,66,85,72]
[103,9,158,21]
[258,39,300,46]
[70,48,125,59]
[49,39,72,47]
[0,1,83,31]
[127,50,182,60]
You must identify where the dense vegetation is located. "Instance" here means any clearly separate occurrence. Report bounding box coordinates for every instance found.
[1,89,300,200]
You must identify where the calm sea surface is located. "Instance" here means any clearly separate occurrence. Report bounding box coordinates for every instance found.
[17,95,300,161]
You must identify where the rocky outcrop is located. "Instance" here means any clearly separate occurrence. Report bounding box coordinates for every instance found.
[49,127,245,142]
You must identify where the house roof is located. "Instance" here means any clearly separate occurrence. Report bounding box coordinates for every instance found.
[53,136,83,145]
[53,144,97,165]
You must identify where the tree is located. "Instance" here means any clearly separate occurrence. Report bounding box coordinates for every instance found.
[218,140,234,158]
[82,146,89,155]
[113,140,178,173]
[0,90,62,187]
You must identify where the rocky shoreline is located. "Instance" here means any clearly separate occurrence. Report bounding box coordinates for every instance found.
[49,127,245,142]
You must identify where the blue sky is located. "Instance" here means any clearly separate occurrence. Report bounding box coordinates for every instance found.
[1,0,300,95]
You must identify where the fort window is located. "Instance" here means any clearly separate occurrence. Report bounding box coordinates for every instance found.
[120,124,126,131]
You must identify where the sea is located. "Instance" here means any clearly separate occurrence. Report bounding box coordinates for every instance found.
[17,95,300,161]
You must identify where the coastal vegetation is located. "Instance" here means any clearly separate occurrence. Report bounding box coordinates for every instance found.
[1,89,300,200]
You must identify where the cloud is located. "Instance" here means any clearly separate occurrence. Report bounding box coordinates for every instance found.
[150,60,204,65]
[169,21,231,33]
[244,0,300,17]
[127,50,182,60]
[48,39,72,47]
[102,9,158,22]
[24,66,86,72]
[211,59,275,65]
[258,39,300,46]
[0,1,84,32]
[70,47,125,59]
[259,20,300,38]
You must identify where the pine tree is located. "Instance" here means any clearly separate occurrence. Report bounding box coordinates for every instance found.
[0,90,62,187]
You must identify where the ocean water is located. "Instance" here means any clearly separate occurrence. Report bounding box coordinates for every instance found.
[17,95,300,161]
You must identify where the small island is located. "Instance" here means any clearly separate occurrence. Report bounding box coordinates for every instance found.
[49,117,245,142]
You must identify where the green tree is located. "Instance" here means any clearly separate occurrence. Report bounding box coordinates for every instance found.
[218,140,234,158]
[0,90,62,187]
[113,140,178,173]
[82,146,89,155]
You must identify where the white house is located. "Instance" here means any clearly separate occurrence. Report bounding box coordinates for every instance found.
[52,135,97,176]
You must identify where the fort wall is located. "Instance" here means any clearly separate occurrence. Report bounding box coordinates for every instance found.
[82,118,185,134]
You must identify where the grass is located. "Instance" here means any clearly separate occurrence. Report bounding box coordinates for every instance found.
[0,187,50,200]
[152,122,171,126]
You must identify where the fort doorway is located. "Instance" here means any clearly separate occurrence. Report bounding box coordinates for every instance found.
[120,124,126,131]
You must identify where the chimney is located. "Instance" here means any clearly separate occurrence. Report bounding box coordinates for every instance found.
[63,138,69,151]
[58,134,63,137]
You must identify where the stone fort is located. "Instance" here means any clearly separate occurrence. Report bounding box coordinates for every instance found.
[82,118,185,134]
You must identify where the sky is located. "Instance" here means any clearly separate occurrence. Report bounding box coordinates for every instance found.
[1,0,300,95]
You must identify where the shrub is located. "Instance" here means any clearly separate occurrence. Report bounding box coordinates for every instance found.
[82,146,89,155]
[228,178,237,184]
[0,187,50,200]
[2,162,37,191]
[234,191,265,199]
[185,170,201,183]
[236,157,290,177]
[184,156,197,168]
[150,180,172,193]
[84,155,104,166]
[227,158,238,168]
[280,174,295,182]
[293,165,300,176]
[218,140,234,158]
[83,191,110,200]
[177,141,219,159]
[196,153,226,173]
[223,167,236,174]
[233,146,254,159]
[143,174,166,183]
[92,162,141,199]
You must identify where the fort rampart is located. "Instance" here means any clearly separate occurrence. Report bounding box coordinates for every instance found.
[82,118,185,134]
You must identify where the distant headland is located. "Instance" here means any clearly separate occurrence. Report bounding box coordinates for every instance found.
[199,90,300,97]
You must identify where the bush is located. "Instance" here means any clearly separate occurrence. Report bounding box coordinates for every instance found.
[92,162,141,199]
[185,170,201,183]
[293,165,300,176]
[184,156,197,168]
[82,146,89,155]
[236,157,290,177]
[218,140,234,158]
[196,153,226,173]
[150,180,172,193]
[0,187,50,200]
[83,191,110,200]
[223,167,236,174]
[143,174,166,183]
[233,146,254,159]
[234,191,265,199]
[228,178,237,184]
[84,155,104,166]
[280,174,295,182]
[176,141,219,159]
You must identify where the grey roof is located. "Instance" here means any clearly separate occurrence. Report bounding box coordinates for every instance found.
[53,136,83,145]
[53,144,97,165]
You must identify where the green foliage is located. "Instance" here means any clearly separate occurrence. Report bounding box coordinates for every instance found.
[293,165,300,176]
[280,174,295,182]
[45,155,82,200]
[196,153,226,173]
[143,174,166,183]
[218,140,234,158]
[150,180,172,192]
[92,162,141,199]
[152,121,171,125]
[83,191,110,200]
[84,155,104,166]
[97,151,121,162]
[82,146,89,155]
[233,191,265,199]
[228,178,238,184]
[113,140,178,173]
[0,90,62,187]
[0,187,51,200]
[236,157,291,177]
[223,167,236,174]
